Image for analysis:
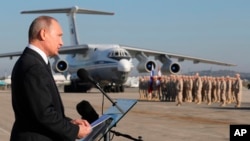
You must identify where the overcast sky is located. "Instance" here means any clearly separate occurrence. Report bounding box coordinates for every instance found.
[0,0,250,76]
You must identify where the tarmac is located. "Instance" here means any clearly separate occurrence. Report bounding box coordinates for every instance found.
[0,87,250,141]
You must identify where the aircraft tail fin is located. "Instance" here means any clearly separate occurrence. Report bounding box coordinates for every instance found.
[21,6,114,45]
[21,6,114,15]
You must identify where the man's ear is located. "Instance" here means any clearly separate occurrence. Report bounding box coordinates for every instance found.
[38,29,46,41]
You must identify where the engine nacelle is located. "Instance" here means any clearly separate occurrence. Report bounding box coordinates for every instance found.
[137,60,156,73]
[161,61,181,74]
[52,60,68,73]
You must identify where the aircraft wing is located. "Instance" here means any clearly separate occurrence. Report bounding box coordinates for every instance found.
[0,51,23,59]
[58,44,89,54]
[121,45,236,66]
[0,44,89,59]
[0,44,236,66]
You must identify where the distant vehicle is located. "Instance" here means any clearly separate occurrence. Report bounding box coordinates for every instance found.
[0,6,236,93]
[1,74,71,87]
[3,75,11,86]
[124,77,139,88]
[53,74,71,86]
[0,80,6,86]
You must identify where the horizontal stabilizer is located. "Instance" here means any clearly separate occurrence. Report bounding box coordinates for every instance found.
[21,6,114,15]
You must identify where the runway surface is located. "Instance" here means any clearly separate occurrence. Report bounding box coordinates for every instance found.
[0,87,250,141]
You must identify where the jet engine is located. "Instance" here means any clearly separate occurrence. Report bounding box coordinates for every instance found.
[161,61,181,74]
[52,59,68,73]
[137,60,156,73]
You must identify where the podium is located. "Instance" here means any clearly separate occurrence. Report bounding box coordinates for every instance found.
[79,99,137,141]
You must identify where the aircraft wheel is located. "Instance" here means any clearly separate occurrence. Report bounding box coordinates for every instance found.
[120,85,124,92]
[115,86,120,93]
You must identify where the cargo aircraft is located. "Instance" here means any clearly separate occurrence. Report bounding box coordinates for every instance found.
[0,6,236,93]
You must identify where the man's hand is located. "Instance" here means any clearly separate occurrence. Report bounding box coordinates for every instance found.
[71,119,92,139]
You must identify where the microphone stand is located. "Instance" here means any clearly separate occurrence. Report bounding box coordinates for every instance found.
[94,82,124,114]
[77,69,140,141]
[94,82,132,141]
[110,130,143,141]
[93,81,143,141]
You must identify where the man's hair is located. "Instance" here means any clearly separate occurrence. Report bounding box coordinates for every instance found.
[28,16,57,42]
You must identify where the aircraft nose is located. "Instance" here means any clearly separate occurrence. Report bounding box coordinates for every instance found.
[117,59,131,72]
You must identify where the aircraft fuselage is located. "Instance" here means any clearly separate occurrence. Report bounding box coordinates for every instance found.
[66,44,133,92]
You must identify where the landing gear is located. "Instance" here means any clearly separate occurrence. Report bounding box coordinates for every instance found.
[103,83,124,93]
[63,80,125,93]
[64,81,92,93]
[117,85,124,92]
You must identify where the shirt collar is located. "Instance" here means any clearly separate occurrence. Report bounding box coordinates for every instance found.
[28,44,49,64]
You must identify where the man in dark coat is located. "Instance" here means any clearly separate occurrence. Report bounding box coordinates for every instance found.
[10,16,92,141]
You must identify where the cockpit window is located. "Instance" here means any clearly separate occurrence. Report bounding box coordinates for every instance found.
[115,51,119,56]
[108,49,131,60]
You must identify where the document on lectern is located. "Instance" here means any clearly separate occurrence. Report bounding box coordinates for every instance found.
[91,114,112,128]
[78,114,113,141]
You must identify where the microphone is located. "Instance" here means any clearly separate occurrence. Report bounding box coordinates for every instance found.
[77,68,97,84]
[77,68,124,114]
[76,100,99,124]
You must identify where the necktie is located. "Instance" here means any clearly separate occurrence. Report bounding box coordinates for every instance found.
[47,61,52,73]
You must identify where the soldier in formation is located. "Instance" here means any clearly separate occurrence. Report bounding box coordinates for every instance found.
[138,73,243,108]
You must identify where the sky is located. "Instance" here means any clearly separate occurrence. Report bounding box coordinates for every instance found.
[0,0,250,76]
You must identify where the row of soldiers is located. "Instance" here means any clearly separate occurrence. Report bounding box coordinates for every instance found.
[138,73,242,107]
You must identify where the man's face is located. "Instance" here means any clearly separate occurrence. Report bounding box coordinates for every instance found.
[45,20,63,57]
